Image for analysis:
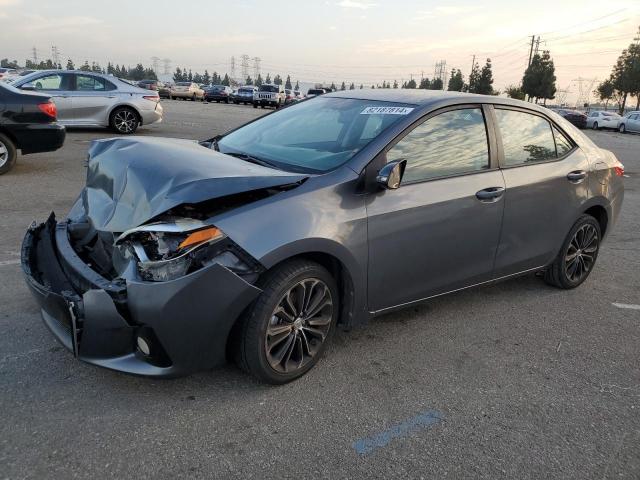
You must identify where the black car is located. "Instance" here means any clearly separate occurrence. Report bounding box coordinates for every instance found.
[137,80,170,99]
[556,109,587,129]
[0,83,66,174]
[204,85,233,103]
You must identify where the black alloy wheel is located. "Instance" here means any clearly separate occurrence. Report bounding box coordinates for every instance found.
[544,214,601,289]
[234,260,338,384]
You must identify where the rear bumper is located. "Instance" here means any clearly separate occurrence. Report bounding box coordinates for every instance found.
[139,102,163,126]
[8,123,66,154]
[21,214,261,378]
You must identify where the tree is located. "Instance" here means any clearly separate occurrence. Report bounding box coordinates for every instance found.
[505,85,526,100]
[447,69,464,91]
[419,77,431,89]
[245,75,253,85]
[80,60,91,72]
[359,84,363,89]
[203,70,211,85]
[522,51,556,104]
[393,80,398,88]
[173,67,183,82]
[608,28,640,113]
[430,78,443,90]
[255,74,263,86]
[221,74,230,86]
[265,73,272,84]
[349,82,355,90]
[193,72,203,84]
[66,59,75,70]
[285,75,292,89]
[340,81,346,90]
[294,80,299,90]
[330,82,336,90]
[467,59,480,93]
[1,58,19,68]
[476,58,494,95]
[273,74,282,85]
[405,79,417,89]
[595,79,616,110]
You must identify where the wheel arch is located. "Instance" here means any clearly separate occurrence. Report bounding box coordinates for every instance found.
[108,103,142,125]
[583,203,608,237]
[258,245,364,329]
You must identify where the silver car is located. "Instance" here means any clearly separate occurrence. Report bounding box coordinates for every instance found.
[618,111,640,134]
[11,70,163,134]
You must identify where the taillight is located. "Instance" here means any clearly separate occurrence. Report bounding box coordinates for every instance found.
[614,165,624,177]
[143,95,160,103]
[38,101,57,119]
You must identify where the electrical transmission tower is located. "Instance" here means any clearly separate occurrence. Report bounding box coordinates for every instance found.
[32,47,38,64]
[434,60,447,89]
[151,56,160,74]
[573,77,597,109]
[51,46,60,66]
[230,56,236,83]
[252,57,261,81]
[162,58,171,75]
[240,54,250,81]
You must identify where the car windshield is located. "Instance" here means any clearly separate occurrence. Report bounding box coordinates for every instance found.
[218,97,415,173]
[308,89,324,95]
[176,82,191,86]
[259,85,279,92]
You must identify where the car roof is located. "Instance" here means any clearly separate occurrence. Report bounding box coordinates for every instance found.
[324,89,560,114]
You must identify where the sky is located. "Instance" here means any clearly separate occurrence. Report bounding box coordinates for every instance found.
[1,0,639,105]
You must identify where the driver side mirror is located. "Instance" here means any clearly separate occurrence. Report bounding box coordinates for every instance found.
[21,83,35,91]
[376,160,406,190]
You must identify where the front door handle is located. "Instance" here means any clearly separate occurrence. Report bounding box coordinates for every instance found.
[567,170,587,183]
[475,187,505,202]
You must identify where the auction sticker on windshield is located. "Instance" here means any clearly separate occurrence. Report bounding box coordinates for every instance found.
[360,106,414,115]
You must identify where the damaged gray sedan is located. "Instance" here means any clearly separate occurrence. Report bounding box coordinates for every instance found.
[22,90,624,383]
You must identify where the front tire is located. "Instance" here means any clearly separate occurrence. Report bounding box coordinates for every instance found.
[593,122,599,130]
[235,260,338,384]
[619,124,626,133]
[110,107,139,134]
[544,214,601,289]
[0,132,17,175]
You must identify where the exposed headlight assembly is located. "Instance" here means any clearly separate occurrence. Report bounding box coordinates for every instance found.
[115,219,259,282]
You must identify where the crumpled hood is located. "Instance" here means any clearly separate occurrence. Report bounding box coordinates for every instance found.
[83,136,307,232]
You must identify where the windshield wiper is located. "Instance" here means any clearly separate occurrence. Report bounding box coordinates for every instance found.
[224,151,278,169]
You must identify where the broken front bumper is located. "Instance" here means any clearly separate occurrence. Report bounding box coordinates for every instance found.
[21,214,261,378]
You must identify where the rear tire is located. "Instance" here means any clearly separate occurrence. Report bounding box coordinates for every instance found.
[593,122,599,130]
[544,214,601,289]
[109,107,139,134]
[253,103,258,108]
[619,124,626,133]
[191,94,196,101]
[235,260,338,384]
[0,132,17,175]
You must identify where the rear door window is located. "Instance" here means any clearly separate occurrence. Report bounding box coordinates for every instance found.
[495,109,557,166]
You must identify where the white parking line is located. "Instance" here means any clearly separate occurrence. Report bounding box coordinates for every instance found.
[0,259,20,267]
[612,303,640,311]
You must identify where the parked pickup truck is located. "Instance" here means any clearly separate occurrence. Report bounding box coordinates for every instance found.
[253,84,285,109]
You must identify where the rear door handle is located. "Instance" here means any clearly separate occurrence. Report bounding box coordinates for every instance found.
[567,170,587,183]
[475,187,505,202]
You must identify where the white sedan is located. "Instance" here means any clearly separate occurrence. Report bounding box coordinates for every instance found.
[586,110,621,130]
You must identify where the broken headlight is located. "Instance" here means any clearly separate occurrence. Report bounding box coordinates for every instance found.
[115,219,256,282]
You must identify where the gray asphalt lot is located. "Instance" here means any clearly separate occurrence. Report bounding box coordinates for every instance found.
[1,100,639,479]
